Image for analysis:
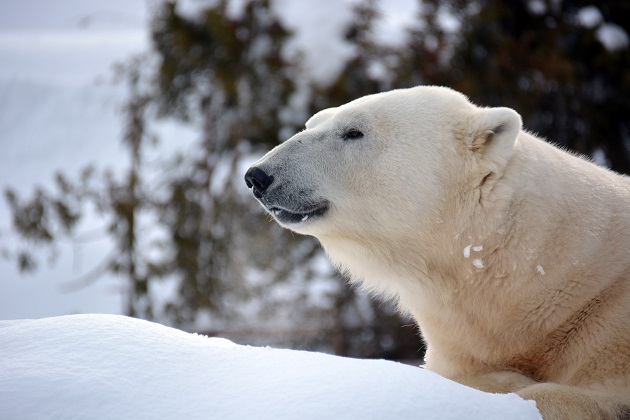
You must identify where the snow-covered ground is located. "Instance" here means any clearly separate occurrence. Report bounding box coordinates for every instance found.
[0,314,541,419]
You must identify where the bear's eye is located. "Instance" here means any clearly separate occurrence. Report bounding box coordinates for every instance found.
[343,129,364,140]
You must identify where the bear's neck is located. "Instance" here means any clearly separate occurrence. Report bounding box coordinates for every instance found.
[320,132,630,376]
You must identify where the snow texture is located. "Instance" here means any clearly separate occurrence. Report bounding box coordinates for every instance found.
[575,6,629,52]
[0,315,541,420]
[473,259,484,269]
[577,6,603,29]
[596,23,629,52]
[464,244,472,258]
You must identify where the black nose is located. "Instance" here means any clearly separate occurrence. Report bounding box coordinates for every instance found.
[245,167,274,198]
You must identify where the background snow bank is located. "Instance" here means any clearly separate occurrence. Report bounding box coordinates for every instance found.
[0,315,540,419]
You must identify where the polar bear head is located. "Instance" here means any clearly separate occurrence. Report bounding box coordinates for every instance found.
[245,86,521,287]
[246,87,522,236]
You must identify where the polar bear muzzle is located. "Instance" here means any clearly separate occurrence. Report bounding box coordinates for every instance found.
[244,165,329,225]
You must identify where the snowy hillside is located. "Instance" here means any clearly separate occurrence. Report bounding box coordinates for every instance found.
[0,314,541,419]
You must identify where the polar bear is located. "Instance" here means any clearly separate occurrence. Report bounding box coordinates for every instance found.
[244,86,630,419]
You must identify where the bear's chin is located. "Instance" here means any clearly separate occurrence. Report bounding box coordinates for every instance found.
[268,203,329,225]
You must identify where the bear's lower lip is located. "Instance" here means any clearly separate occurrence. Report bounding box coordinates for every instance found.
[268,204,328,224]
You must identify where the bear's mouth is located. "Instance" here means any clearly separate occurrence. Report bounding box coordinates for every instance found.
[267,203,329,224]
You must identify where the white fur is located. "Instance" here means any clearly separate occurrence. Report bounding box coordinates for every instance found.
[249,86,630,419]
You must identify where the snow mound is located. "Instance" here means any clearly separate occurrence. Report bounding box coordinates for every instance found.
[0,314,541,419]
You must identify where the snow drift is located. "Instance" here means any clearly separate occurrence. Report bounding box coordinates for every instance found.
[0,314,540,419]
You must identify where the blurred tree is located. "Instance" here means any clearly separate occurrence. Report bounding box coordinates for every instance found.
[152,0,296,146]
[394,0,630,173]
[148,0,312,325]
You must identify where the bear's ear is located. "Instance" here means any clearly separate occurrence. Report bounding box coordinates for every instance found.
[469,107,522,166]
[306,107,337,129]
